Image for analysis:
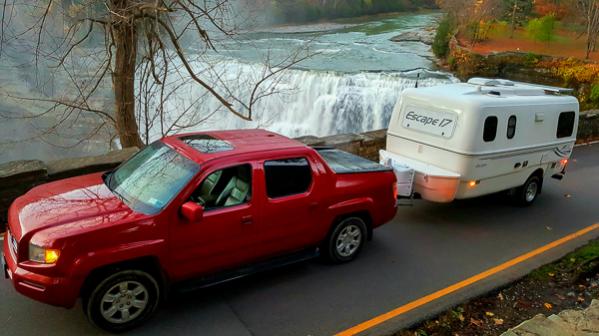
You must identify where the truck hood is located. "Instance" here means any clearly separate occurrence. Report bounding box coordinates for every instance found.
[8,173,134,241]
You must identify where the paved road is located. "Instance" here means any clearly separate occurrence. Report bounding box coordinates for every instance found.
[2,144,598,336]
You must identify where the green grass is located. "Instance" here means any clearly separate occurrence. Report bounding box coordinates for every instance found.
[530,239,599,280]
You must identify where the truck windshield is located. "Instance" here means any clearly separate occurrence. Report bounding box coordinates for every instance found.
[105,141,200,215]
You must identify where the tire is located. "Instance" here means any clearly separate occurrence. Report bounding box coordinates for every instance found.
[322,217,367,263]
[515,175,541,206]
[84,270,160,333]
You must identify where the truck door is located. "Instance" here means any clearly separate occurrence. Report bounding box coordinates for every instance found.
[168,162,262,279]
[258,155,321,256]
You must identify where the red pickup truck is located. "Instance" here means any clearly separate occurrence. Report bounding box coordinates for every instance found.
[2,129,397,332]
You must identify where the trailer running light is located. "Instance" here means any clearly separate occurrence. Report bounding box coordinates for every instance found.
[560,159,568,166]
[468,180,480,188]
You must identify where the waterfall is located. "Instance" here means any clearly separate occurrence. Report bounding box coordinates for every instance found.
[152,60,458,140]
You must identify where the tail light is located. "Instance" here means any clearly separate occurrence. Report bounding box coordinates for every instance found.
[560,158,569,172]
[392,183,398,200]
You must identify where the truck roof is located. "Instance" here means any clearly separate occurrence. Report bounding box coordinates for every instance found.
[403,78,578,108]
[162,129,307,164]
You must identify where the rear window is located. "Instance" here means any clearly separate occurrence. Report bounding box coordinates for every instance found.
[264,158,312,198]
[556,111,575,138]
[483,116,498,142]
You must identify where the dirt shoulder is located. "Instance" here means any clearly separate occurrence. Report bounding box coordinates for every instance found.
[395,239,599,336]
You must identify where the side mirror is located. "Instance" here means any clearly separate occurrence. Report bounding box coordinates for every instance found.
[181,201,204,222]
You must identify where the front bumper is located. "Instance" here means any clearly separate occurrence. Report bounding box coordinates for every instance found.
[3,233,78,308]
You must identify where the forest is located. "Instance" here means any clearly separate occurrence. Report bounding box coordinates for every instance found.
[250,0,438,23]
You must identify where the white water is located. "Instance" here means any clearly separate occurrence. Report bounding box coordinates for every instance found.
[149,60,457,140]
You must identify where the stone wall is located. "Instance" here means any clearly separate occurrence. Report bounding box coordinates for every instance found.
[501,299,599,336]
[1,115,598,232]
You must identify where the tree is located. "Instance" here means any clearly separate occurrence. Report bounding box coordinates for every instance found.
[576,0,599,59]
[502,0,533,38]
[525,14,557,44]
[432,15,454,58]
[0,1,310,148]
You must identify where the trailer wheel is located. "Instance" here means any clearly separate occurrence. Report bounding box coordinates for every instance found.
[322,217,367,263]
[84,270,160,333]
[515,175,541,206]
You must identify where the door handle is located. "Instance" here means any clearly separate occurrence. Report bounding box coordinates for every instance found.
[309,201,319,209]
[241,215,253,225]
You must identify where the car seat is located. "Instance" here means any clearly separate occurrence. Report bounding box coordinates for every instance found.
[215,176,250,207]
[197,170,222,204]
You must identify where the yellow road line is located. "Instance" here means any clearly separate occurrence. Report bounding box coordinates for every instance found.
[335,223,599,336]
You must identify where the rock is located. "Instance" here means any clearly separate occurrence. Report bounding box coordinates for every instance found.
[501,299,599,335]
[390,30,434,45]
[505,314,575,336]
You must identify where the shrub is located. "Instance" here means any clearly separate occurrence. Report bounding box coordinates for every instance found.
[590,83,599,103]
[526,15,557,44]
[433,15,455,58]
[488,21,509,39]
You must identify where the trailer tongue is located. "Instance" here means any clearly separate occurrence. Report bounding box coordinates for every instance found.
[380,149,460,203]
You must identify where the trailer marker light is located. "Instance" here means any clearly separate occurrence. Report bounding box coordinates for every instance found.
[468,181,478,188]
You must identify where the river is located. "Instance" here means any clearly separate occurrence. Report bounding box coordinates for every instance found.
[0,11,456,164]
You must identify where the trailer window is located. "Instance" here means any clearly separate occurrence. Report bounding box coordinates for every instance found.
[483,116,498,142]
[264,158,312,198]
[557,111,575,138]
[507,115,517,139]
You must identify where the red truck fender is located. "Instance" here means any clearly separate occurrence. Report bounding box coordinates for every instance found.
[326,197,375,237]
[71,239,168,298]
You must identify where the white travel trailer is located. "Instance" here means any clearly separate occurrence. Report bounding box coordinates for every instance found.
[380,78,579,205]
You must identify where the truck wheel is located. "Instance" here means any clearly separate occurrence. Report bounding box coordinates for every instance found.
[323,217,367,263]
[515,175,541,206]
[84,270,160,333]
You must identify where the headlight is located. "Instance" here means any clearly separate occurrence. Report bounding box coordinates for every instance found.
[28,244,60,264]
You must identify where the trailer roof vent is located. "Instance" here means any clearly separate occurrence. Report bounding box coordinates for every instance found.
[468,78,501,86]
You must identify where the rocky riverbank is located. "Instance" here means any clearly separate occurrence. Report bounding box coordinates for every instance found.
[444,37,599,110]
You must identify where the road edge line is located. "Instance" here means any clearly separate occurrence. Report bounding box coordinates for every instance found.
[335,223,599,336]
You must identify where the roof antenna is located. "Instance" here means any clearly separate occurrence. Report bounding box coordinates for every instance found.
[415,72,420,88]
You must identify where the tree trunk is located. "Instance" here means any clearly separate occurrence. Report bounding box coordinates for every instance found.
[586,19,592,59]
[111,0,143,148]
[510,1,517,39]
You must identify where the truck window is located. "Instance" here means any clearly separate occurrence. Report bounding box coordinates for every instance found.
[507,115,517,139]
[483,116,498,142]
[191,164,252,209]
[264,158,312,198]
[557,111,575,138]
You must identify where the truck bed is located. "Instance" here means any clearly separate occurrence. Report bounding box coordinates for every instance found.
[315,148,391,174]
